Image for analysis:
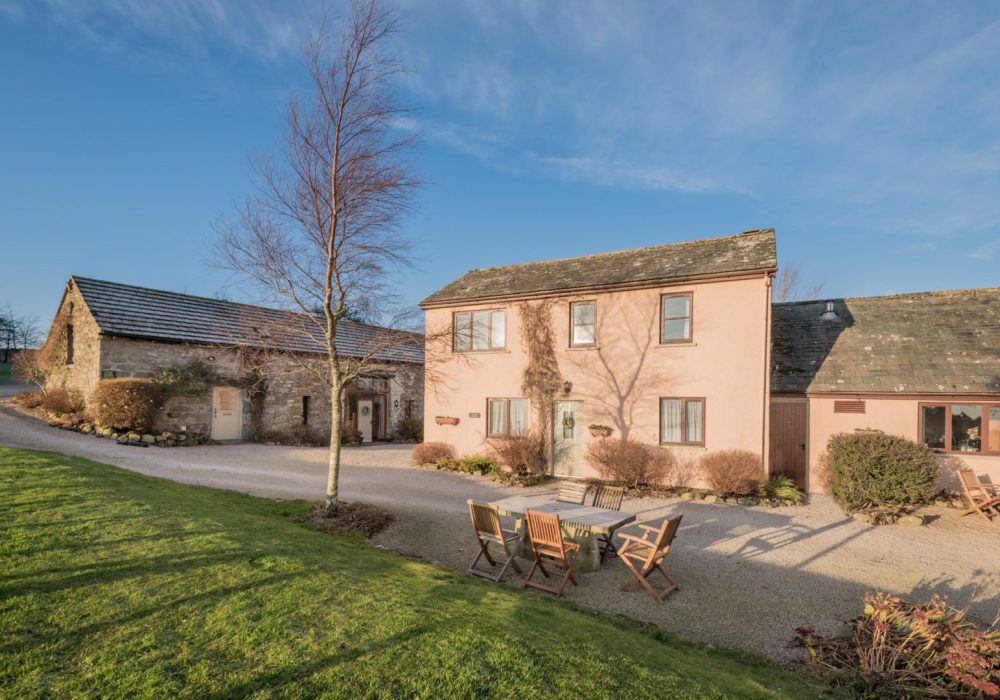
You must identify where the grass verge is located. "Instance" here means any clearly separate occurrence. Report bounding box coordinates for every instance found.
[0,448,843,698]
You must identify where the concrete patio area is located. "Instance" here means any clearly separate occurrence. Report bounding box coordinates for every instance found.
[2,400,998,664]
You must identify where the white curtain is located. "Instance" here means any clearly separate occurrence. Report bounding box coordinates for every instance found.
[509,399,529,435]
[685,400,703,443]
[491,310,506,348]
[660,399,681,443]
[488,399,506,435]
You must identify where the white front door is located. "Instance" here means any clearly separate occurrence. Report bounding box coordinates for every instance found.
[211,387,243,440]
[553,400,585,477]
[358,399,373,443]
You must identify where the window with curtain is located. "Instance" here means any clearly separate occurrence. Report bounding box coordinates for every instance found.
[453,309,506,352]
[487,398,529,436]
[919,402,1000,454]
[660,293,692,343]
[570,301,596,346]
[660,397,705,445]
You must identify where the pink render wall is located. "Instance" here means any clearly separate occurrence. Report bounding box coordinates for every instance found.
[423,275,772,480]
[805,396,1000,492]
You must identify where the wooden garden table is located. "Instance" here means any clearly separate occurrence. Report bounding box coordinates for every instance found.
[491,495,636,573]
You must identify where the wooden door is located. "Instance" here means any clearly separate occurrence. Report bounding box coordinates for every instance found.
[553,400,584,477]
[769,400,807,488]
[211,387,243,441]
[358,399,373,443]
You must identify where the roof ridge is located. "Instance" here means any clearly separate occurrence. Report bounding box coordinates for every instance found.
[464,228,774,275]
[774,285,1000,307]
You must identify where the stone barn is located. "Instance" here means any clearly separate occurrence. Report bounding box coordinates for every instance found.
[40,276,424,442]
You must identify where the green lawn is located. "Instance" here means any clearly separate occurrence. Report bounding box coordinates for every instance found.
[0,448,842,699]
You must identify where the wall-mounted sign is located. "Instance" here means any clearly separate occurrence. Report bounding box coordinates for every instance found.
[468,412,481,418]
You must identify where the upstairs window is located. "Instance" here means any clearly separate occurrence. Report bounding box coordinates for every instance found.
[570,301,596,347]
[487,398,529,436]
[661,293,693,343]
[453,309,506,352]
[660,397,705,445]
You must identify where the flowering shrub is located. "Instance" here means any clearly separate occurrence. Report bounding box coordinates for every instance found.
[700,450,764,496]
[585,438,672,488]
[797,592,1000,698]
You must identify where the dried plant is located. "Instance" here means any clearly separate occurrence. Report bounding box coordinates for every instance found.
[585,438,672,488]
[798,592,1000,698]
[487,432,547,478]
[700,449,765,496]
[411,442,455,466]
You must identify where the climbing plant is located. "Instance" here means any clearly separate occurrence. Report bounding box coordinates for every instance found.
[517,300,564,469]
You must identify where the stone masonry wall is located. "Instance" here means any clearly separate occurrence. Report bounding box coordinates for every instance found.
[43,282,103,398]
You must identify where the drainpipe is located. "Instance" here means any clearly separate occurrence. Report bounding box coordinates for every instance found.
[762,273,774,475]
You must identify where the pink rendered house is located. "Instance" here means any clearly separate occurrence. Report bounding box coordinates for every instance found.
[420,228,1000,491]
[420,229,776,482]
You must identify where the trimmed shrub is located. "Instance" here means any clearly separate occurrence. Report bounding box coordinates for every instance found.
[88,379,164,431]
[487,432,547,478]
[825,432,937,510]
[12,391,43,409]
[701,449,765,496]
[760,474,804,503]
[585,438,672,488]
[41,387,85,415]
[394,417,423,442]
[452,454,498,475]
[797,592,1000,698]
[261,425,326,447]
[411,442,455,465]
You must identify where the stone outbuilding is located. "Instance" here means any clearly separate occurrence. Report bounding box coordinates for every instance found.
[42,276,424,442]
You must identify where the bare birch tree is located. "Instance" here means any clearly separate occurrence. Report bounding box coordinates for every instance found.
[216,0,418,513]
[774,264,823,303]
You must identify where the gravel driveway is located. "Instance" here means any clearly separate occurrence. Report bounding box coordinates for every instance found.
[3,401,999,664]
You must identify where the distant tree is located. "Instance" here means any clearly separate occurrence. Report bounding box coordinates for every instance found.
[216,0,420,514]
[1,305,42,363]
[774,264,823,303]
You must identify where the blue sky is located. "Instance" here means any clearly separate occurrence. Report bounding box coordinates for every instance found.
[2,1,999,330]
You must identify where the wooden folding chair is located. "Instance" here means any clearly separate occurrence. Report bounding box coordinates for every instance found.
[957,469,1000,523]
[591,485,625,563]
[618,515,683,602]
[523,509,580,597]
[466,500,523,582]
[556,480,589,505]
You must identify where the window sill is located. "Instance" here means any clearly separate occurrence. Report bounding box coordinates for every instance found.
[452,349,510,355]
[656,342,697,348]
[659,443,706,450]
[566,345,598,351]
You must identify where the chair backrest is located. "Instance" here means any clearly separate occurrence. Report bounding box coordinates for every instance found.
[526,509,566,557]
[957,469,988,501]
[468,500,503,540]
[649,515,683,560]
[556,480,589,504]
[591,485,625,511]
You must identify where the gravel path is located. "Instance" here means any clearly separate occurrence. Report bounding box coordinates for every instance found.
[3,401,999,664]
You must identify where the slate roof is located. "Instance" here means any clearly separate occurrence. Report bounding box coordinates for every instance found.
[771,287,1000,394]
[421,228,777,306]
[71,276,423,365]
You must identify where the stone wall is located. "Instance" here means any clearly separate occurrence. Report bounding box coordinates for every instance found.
[97,337,424,441]
[99,338,250,437]
[43,281,103,398]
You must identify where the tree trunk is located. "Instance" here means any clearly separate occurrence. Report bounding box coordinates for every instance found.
[325,380,344,514]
